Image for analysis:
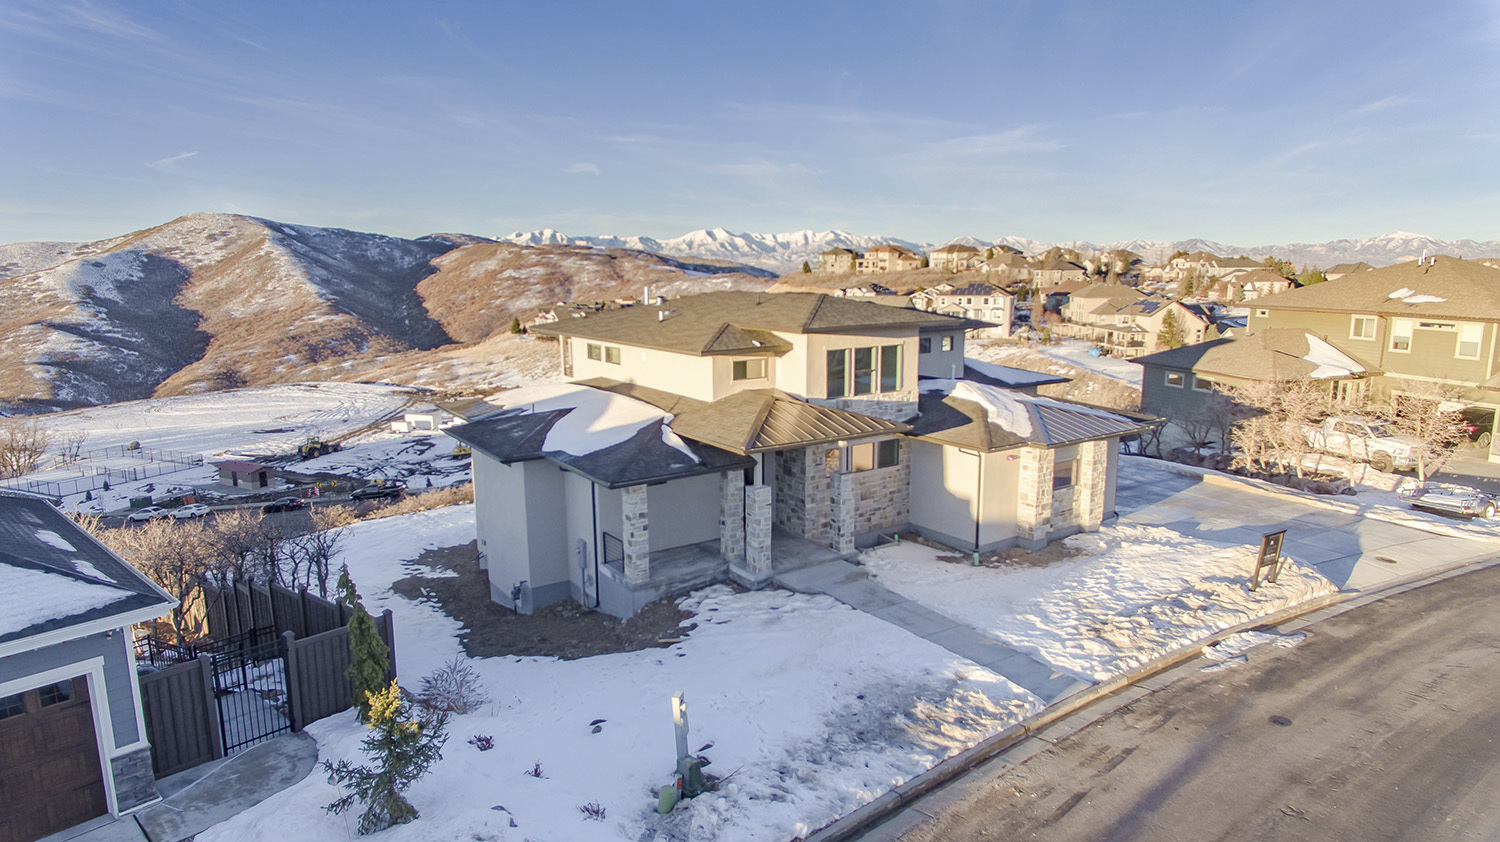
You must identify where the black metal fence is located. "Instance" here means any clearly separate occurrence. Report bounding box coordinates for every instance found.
[212,635,292,754]
[603,531,624,572]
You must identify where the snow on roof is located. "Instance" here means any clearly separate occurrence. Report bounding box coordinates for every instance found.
[1388,287,1448,304]
[0,565,132,637]
[493,383,698,462]
[1300,333,1367,379]
[919,379,1133,442]
[964,358,1062,387]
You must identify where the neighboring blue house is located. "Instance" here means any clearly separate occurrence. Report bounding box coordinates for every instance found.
[0,492,176,842]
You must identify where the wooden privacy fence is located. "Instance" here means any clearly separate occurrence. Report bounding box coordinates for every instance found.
[201,578,352,642]
[137,610,395,777]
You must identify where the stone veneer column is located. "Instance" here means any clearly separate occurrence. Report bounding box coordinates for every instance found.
[745,484,773,577]
[1016,447,1054,550]
[622,484,650,584]
[719,472,745,563]
[110,747,160,812]
[831,471,858,555]
[1073,440,1109,531]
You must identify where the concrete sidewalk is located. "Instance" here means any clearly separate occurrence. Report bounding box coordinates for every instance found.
[45,732,317,842]
[776,561,1089,704]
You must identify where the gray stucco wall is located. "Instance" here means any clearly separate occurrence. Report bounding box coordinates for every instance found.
[0,630,140,748]
[646,474,721,551]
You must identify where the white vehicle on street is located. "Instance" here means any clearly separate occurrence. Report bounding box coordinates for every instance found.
[171,503,212,519]
[124,506,170,523]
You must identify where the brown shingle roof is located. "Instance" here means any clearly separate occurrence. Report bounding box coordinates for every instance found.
[1252,256,1500,320]
[1132,329,1372,381]
[531,292,973,355]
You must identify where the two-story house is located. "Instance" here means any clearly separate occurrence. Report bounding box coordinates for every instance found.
[927,244,984,273]
[857,244,924,273]
[818,247,861,273]
[448,292,1147,618]
[910,283,1014,336]
[1032,259,1088,289]
[1203,268,1299,303]
[1137,257,1500,451]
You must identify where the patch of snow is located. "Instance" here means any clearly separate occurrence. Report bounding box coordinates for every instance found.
[0,566,130,635]
[1300,333,1366,379]
[1402,294,1447,304]
[1387,287,1415,299]
[964,357,1059,386]
[494,383,698,461]
[33,529,76,552]
[920,379,1034,438]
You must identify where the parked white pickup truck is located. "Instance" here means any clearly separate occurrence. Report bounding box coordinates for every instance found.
[1304,416,1422,472]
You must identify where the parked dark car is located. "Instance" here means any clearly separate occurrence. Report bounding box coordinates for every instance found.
[1460,407,1495,448]
[262,497,306,513]
[351,482,405,501]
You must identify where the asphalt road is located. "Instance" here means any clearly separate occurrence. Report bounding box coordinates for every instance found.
[867,563,1500,842]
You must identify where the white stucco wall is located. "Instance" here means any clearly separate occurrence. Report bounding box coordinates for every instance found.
[565,337,718,401]
[646,473,722,551]
[917,331,966,379]
[908,440,1024,552]
[472,454,570,606]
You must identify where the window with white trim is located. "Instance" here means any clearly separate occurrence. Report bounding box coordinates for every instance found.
[1458,323,1483,360]
[1390,319,1414,352]
[1165,371,1185,388]
[1350,315,1377,340]
[1192,375,1215,392]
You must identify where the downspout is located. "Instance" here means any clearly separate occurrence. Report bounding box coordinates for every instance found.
[591,483,601,609]
[974,449,983,554]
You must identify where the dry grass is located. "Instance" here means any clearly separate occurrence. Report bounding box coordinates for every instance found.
[363,483,474,521]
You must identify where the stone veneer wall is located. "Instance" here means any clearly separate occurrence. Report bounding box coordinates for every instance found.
[773,448,808,536]
[1072,439,1109,530]
[773,444,838,543]
[810,396,919,423]
[1016,446,1054,549]
[845,439,911,536]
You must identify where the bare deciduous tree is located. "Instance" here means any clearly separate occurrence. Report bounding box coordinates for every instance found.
[98,518,215,643]
[1382,379,1469,483]
[0,418,52,478]
[1225,378,1332,477]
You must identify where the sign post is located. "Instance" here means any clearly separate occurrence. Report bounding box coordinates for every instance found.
[1250,530,1286,591]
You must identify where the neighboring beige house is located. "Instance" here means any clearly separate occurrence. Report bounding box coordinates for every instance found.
[818,247,861,273]
[1167,252,1262,281]
[1032,259,1088,289]
[1324,262,1375,281]
[912,282,1014,336]
[928,244,984,273]
[450,291,1146,618]
[1058,284,1211,357]
[1204,268,1299,303]
[857,244,924,273]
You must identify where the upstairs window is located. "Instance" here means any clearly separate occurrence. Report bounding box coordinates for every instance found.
[1165,371,1186,388]
[1193,376,1215,393]
[585,343,621,364]
[732,358,767,380]
[1390,319,1414,353]
[842,439,901,473]
[1350,316,1377,340]
[827,345,903,397]
[1458,323,1483,360]
[919,337,933,354]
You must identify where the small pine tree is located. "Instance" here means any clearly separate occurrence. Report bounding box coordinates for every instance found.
[1158,309,1187,350]
[801,260,812,274]
[508,317,523,334]
[986,248,995,260]
[339,565,391,723]
[919,255,930,269]
[101,480,110,491]
[324,680,449,835]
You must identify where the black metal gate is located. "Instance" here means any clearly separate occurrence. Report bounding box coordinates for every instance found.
[210,630,293,754]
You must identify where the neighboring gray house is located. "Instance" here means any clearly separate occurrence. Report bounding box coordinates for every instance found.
[453,291,1147,619]
[0,493,175,842]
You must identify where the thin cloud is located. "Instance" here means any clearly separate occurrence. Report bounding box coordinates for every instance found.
[1351,95,1416,116]
[565,163,600,175]
[149,150,198,169]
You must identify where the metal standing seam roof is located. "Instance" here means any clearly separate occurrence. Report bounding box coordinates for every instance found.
[574,378,907,454]
[909,390,1151,451]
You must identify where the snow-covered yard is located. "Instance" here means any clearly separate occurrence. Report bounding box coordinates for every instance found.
[861,525,1336,683]
[198,506,1043,842]
[969,338,1144,387]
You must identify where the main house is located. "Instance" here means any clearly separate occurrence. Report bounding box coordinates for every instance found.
[1,493,175,842]
[448,292,1147,618]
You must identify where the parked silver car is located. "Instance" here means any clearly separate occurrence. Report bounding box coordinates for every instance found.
[1399,484,1497,519]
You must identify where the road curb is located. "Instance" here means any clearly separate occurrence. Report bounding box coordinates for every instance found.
[803,554,1500,842]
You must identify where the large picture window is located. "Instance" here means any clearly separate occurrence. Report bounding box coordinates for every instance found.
[826,345,903,397]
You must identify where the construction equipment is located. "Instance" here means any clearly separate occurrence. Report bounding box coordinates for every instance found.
[298,437,342,460]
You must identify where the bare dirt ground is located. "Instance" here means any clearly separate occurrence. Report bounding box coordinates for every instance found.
[391,540,699,659]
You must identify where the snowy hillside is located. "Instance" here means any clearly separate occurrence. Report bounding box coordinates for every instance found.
[503,228,1500,274]
[0,214,771,413]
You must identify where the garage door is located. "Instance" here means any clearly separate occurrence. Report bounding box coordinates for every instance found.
[0,677,108,842]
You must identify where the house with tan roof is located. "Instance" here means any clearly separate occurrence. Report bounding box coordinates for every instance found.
[856,244,924,273]
[910,282,1014,336]
[449,291,1148,618]
[1032,259,1088,289]
[927,244,983,273]
[1167,252,1262,281]
[817,247,861,273]
[1056,284,1212,357]
[1204,268,1299,303]
[1324,262,1375,281]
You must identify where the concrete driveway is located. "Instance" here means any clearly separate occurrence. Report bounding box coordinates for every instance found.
[1112,460,1499,593]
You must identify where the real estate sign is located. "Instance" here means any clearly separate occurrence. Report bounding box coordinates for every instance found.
[1249,530,1286,591]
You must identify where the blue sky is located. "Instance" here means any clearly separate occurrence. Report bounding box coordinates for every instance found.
[2,0,1497,246]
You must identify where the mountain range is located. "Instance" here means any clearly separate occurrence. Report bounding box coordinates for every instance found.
[0,214,773,413]
[500,228,1500,274]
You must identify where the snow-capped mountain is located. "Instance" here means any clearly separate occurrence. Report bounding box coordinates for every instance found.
[500,228,1500,274]
[501,228,930,274]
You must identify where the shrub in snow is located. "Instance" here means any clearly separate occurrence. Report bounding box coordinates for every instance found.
[324,680,449,835]
[467,734,494,751]
[339,565,391,723]
[523,761,546,778]
[417,655,490,714]
[578,802,606,821]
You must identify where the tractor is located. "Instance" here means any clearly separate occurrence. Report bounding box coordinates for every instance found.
[298,437,342,459]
